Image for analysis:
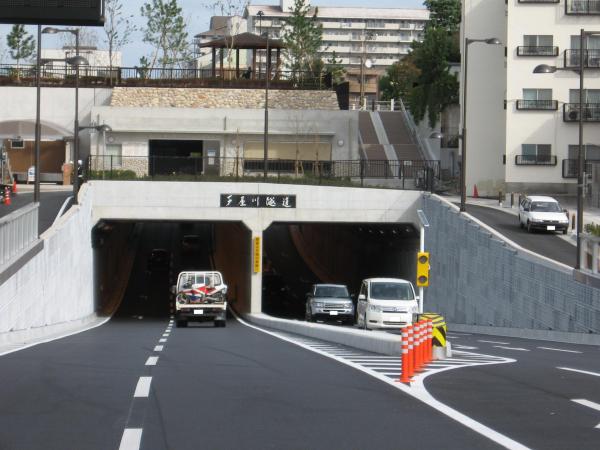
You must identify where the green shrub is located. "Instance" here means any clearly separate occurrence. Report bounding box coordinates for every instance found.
[584,222,600,237]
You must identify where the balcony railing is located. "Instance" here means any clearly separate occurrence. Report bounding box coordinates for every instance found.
[565,0,600,14]
[517,46,559,56]
[85,155,441,189]
[564,49,600,68]
[562,159,598,178]
[563,103,600,121]
[0,64,328,90]
[516,99,559,110]
[515,155,557,165]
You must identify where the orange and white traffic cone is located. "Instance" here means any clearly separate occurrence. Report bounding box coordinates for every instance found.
[407,325,414,378]
[12,178,17,194]
[473,184,479,198]
[4,187,11,206]
[414,321,422,372]
[400,327,411,383]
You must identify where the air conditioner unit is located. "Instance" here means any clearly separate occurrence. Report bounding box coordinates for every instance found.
[568,110,579,121]
[10,138,24,149]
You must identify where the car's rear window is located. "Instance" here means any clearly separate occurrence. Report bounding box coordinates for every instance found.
[314,285,349,298]
[531,201,561,212]
[370,282,414,300]
[179,273,222,289]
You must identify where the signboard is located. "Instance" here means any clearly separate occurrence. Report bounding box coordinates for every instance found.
[27,166,35,183]
[253,237,261,273]
[221,194,296,208]
[0,1,105,25]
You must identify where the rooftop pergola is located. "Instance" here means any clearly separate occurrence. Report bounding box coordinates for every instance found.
[197,32,285,80]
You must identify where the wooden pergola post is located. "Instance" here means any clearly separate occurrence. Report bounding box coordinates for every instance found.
[276,48,281,80]
[219,47,224,79]
[211,47,216,77]
[236,48,240,78]
[252,48,257,80]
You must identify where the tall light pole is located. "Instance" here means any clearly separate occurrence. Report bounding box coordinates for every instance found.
[460,37,503,212]
[263,29,269,180]
[34,25,41,204]
[534,29,598,270]
[41,27,82,203]
[359,30,374,109]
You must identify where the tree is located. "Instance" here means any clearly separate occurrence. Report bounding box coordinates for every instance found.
[378,56,420,101]
[201,0,249,69]
[140,0,191,69]
[408,27,459,127]
[7,24,35,77]
[60,28,99,48]
[103,0,136,78]
[424,0,461,33]
[325,51,346,86]
[281,0,323,79]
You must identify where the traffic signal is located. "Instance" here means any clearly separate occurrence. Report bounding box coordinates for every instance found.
[416,251,430,287]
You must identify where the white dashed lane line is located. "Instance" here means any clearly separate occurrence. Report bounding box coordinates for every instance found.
[118,428,143,450]
[145,356,159,366]
[538,347,582,354]
[558,367,600,378]
[159,338,167,343]
[478,340,511,345]
[133,377,152,398]
[154,345,164,352]
[493,346,530,352]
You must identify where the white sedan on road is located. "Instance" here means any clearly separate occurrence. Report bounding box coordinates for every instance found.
[518,195,569,234]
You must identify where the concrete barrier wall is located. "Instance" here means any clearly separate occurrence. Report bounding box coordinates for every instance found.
[0,186,95,339]
[422,194,600,338]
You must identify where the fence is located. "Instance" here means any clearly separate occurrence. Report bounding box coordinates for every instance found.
[86,155,440,190]
[0,202,38,267]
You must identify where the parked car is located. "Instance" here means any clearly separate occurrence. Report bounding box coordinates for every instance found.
[518,195,569,234]
[355,278,418,330]
[147,248,170,271]
[305,284,354,325]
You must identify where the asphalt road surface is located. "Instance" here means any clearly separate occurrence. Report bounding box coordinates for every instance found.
[464,204,576,267]
[0,189,72,234]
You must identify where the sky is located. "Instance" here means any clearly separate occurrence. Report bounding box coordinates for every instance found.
[0,0,425,66]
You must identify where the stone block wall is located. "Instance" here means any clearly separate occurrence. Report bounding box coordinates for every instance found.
[422,194,600,335]
[110,87,340,110]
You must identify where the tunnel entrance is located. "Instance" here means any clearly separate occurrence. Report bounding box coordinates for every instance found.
[148,139,221,176]
[262,222,419,321]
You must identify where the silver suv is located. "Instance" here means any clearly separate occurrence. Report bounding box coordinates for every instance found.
[305,284,354,325]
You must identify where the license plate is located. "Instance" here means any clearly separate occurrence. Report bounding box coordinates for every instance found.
[547,225,555,231]
[193,309,204,315]
[329,311,339,316]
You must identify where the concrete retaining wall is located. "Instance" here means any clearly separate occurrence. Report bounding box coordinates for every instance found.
[422,194,600,338]
[0,186,95,342]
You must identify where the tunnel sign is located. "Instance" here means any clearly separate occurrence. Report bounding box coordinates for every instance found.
[221,194,296,208]
[253,237,261,273]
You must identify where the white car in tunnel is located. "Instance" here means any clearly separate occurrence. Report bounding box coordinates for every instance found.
[356,278,418,330]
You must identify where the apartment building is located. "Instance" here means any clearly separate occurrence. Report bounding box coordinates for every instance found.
[195,0,428,105]
[463,0,600,197]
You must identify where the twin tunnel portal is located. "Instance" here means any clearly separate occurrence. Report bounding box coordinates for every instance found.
[93,219,420,322]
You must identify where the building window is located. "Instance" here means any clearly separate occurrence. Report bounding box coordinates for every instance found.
[518,35,557,56]
[517,88,557,110]
[516,144,555,165]
[105,143,122,167]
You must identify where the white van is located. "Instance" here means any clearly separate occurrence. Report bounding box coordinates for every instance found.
[356,278,418,330]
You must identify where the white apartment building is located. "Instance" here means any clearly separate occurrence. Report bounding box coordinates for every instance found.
[240,0,428,103]
[463,0,600,197]
[193,15,249,71]
[42,47,122,68]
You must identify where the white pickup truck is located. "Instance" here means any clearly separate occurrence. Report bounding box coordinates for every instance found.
[172,271,228,328]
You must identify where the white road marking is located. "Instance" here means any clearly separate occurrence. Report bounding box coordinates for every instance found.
[447,332,472,336]
[572,399,600,414]
[133,377,152,397]
[118,428,142,450]
[558,367,600,378]
[145,356,159,366]
[538,347,582,354]
[479,340,510,345]
[493,346,530,352]
[454,345,479,350]
[162,333,169,337]
[159,338,167,343]
[154,345,163,352]
[447,336,459,339]
[233,312,528,450]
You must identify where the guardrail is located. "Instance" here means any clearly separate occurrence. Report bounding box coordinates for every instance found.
[86,155,440,190]
[0,202,38,267]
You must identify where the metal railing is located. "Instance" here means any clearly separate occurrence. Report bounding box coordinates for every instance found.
[516,46,559,56]
[562,158,598,178]
[0,64,327,90]
[514,154,558,165]
[563,103,600,121]
[86,155,440,189]
[518,0,559,3]
[0,202,38,267]
[564,49,600,68]
[565,0,600,14]
[516,99,559,110]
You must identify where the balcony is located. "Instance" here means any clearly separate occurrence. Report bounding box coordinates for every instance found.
[562,159,597,178]
[564,49,600,68]
[516,46,559,56]
[565,0,600,14]
[515,155,557,165]
[563,103,600,122]
[516,99,558,110]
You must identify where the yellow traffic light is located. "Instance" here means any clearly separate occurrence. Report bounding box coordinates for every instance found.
[416,251,430,287]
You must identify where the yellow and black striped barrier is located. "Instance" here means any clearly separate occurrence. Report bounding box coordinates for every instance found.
[419,313,446,347]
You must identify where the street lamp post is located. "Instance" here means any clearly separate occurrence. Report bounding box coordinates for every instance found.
[263,29,269,181]
[34,25,42,204]
[534,28,597,270]
[41,27,83,203]
[359,31,374,110]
